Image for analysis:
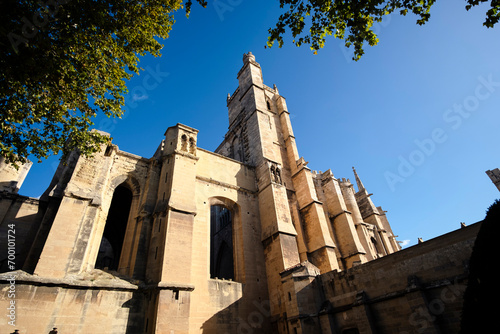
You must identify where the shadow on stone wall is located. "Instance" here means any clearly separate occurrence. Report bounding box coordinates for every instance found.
[0,192,50,274]
[200,288,273,334]
[122,290,147,334]
[22,198,61,273]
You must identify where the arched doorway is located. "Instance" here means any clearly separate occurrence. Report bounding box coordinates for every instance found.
[96,184,133,271]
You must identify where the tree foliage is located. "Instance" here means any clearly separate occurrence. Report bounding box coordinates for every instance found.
[1,0,498,167]
[0,0,205,166]
[267,0,500,60]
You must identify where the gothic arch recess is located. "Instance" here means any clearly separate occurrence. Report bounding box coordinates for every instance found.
[208,197,244,282]
[94,174,143,277]
[109,174,141,196]
[95,184,132,271]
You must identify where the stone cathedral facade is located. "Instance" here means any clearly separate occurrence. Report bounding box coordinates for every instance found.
[0,53,481,334]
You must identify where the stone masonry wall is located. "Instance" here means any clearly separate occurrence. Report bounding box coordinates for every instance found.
[0,194,45,273]
[0,271,145,334]
[319,222,481,334]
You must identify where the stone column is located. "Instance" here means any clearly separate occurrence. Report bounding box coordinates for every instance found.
[276,83,339,274]
[320,170,367,269]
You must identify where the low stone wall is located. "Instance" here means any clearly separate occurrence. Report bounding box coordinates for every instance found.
[0,270,146,334]
[318,222,481,334]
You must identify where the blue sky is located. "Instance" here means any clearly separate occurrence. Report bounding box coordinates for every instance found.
[19,0,500,248]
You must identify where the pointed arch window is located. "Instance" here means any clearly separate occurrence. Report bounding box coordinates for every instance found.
[189,137,196,154]
[181,134,188,152]
[371,236,381,255]
[210,205,234,280]
[215,241,234,280]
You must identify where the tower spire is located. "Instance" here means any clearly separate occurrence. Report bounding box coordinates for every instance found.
[352,167,365,192]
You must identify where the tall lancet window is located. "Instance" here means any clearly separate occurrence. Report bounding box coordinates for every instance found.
[210,205,234,280]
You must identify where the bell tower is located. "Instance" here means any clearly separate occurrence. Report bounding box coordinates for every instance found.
[218,52,342,333]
